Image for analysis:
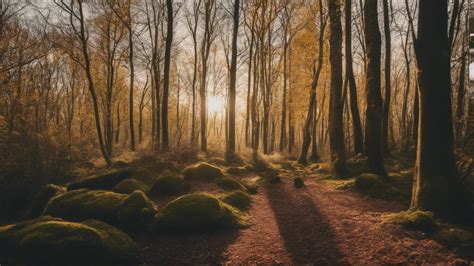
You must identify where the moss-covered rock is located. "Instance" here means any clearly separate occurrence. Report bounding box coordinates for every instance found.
[112,178,149,194]
[294,177,305,188]
[182,162,224,181]
[148,174,190,196]
[130,158,180,185]
[435,227,474,247]
[226,166,249,176]
[383,211,436,233]
[220,191,251,210]
[215,177,247,191]
[155,193,248,231]
[67,169,133,191]
[117,191,157,232]
[0,216,139,264]
[29,184,66,218]
[355,173,384,190]
[43,189,157,232]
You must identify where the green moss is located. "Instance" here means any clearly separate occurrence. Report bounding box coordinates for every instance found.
[0,216,139,263]
[182,162,224,181]
[435,227,474,246]
[148,174,190,196]
[67,169,133,191]
[29,184,66,218]
[155,193,248,231]
[112,178,149,194]
[294,177,305,188]
[118,191,158,232]
[383,211,436,233]
[226,166,249,176]
[130,157,180,185]
[220,191,251,210]
[215,177,247,191]
[241,176,261,194]
[355,173,384,190]
[43,189,157,232]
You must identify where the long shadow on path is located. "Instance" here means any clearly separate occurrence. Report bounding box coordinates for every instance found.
[266,180,348,265]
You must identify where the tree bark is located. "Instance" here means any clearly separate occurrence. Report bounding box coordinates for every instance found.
[411,0,472,223]
[363,0,386,177]
[162,0,173,151]
[226,0,239,161]
[381,0,391,156]
[345,0,363,155]
[328,0,348,178]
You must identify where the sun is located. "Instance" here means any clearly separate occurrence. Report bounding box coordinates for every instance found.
[207,95,225,113]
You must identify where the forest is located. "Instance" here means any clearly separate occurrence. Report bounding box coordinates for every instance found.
[0,0,473,264]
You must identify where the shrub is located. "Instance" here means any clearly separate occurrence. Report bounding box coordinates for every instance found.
[0,216,139,264]
[383,211,436,233]
[293,177,305,188]
[155,193,248,231]
[220,191,251,210]
[43,189,157,232]
[112,179,149,194]
[182,162,224,181]
[29,184,66,218]
[148,174,190,196]
[215,177,247,191]
[67,169,133,191]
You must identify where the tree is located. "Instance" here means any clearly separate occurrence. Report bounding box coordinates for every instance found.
[162,0,174,151]
[363,0,386,177]
[344,0,363,155]
[54,0,112,166]
[411,0,471,223]
[225,0,239,161]
[327,0,348,178]
[298,0,325,164]
[381,0,391,156]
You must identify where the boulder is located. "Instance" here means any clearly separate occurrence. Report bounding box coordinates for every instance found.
[112,179,149,194]
[29,184,66,218]
[0,216,139,264]
[182,162,224,181]
[43,189,157,232]
[293,177,305,188]
[155,193,247,230]
[220,191,251,210]
[215,177,247,192]
[67,169,133,191]
[148,174,190,196]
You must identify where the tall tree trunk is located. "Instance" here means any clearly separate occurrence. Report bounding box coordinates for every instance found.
[328,0,348,178]
[226,0,239,161]
[411,0,471,223]
[381,0,391,156]
[345,0,363,155]
[298,0,325,164]
[162,0,173,151]
[363,0,386,177]
[127,2,136,152]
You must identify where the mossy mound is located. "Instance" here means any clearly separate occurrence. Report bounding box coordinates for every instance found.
[155,193,248,231]
[435,227,474,247]
[43,189,157,232]
[215,177,247,191]
[355,173,385,190]
[67,169,133,191]
[130,158,180,185]
[148,174,190,196]
[29,184,66,218]
[117,191,157,232]
[220,191,251,210]
[0,216,139,264]
[260,168,281,184]
[226,166,249,176]
[182,162,224,181]
[294,177,305,188]
[383,211,436,233]
[112,178,149,194]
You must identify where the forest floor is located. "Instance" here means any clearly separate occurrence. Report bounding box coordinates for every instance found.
[138,166,473,265]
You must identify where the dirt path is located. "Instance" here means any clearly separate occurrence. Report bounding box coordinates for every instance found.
[139,174,471,265]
